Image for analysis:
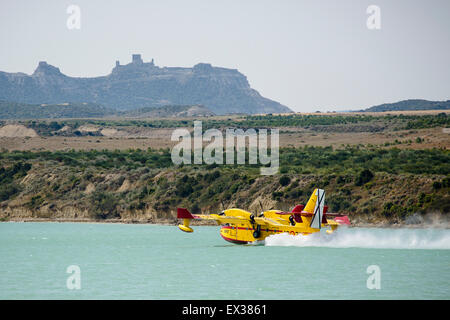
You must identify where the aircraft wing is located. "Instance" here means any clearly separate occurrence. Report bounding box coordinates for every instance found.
[177,208,291,233]
[209,214,254,225]
[177,209,252,226]
[254,216,286,227]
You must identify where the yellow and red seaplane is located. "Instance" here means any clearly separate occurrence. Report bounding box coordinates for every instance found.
[177,188,350,244]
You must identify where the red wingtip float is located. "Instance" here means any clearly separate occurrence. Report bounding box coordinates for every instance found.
[177,208,197,232]
[177,188,350,244]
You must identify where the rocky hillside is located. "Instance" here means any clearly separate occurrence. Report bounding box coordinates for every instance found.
[363,99,450,112]
[0,55,292,115]
[0,147,448,226]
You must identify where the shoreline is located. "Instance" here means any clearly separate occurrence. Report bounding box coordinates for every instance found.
[1,217,449,229]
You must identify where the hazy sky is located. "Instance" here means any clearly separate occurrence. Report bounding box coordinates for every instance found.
[0,0,449,112]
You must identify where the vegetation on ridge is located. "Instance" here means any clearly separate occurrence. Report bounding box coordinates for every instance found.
[0,145,448,224]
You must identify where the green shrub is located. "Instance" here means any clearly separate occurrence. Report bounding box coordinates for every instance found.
[90,192,119,219]
[176,184,193,197]
[0,184,20,201]
[432,181,442,190]
[27,195,44,209]
[279,175,291,186]
[272,191,284,200]
[355,169,374,186]
[287,188,303,199]
[191,203,201,214]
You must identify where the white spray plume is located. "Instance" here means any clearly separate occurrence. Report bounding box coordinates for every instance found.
[264,227,450,250]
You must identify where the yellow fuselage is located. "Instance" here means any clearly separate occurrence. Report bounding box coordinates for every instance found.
[219,224,314,244]
[218,209,336,244]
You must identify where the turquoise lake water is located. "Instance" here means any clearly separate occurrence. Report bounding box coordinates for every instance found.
[0,222,449,299]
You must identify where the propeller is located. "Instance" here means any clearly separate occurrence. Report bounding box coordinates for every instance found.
[289,215,296,226]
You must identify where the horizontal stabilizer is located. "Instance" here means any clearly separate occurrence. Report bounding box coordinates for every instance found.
[335,216,350,225]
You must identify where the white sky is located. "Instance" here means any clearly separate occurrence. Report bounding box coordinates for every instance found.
[0,0,449,112]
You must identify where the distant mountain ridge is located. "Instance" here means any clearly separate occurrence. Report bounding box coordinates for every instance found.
[119,104,215,118]
[362,99,450,112]
[0,54,292,115]
[0,101,113,119]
